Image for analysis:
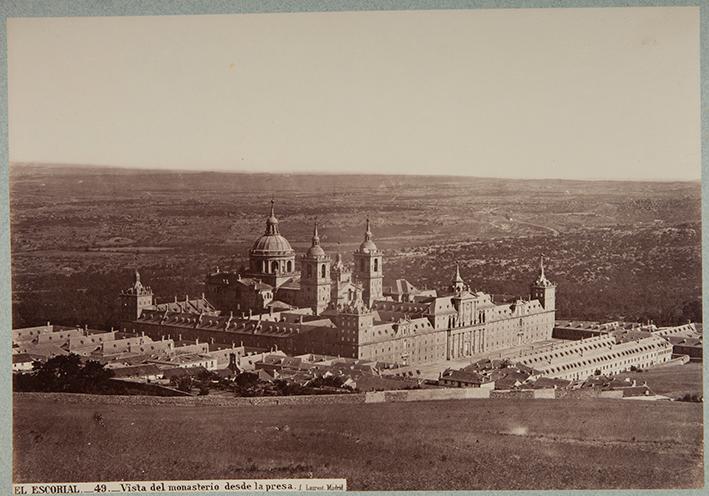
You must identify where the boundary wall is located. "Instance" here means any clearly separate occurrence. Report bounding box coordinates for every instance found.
[15,386,628,407]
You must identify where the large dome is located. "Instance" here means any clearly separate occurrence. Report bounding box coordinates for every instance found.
[249,200,295,256]
[251,234,294,255]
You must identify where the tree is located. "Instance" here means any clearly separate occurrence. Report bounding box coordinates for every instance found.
[173,376,193,393]
[13,354,114,393]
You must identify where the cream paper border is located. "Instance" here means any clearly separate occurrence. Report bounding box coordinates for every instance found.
[0,1,705,495]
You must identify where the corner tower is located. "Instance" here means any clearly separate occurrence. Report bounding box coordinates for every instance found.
[450,263,476,327]
[300,222,332,314]
[452,262,466,293]
[530,255,556,311]
[353,219,383,307]
[119,269,154,321]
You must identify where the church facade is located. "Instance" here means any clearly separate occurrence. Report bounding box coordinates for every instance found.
[122,202,556,366]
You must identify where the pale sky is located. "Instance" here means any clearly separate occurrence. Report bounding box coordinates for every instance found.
[7,7,700,180]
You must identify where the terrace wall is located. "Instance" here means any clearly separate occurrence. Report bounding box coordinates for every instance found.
[15,386,631,407]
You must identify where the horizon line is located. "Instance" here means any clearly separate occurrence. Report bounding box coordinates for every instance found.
[9,161,702,184]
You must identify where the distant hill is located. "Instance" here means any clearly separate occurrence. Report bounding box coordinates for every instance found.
[10,162,701,195]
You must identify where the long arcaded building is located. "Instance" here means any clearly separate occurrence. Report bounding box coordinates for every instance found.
[514,330,673,381]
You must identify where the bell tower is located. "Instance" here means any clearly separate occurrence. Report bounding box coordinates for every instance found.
[353,219,383,308]
[301,222,331,314]
[530,255,556,311]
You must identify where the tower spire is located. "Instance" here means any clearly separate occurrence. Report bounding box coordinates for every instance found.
[454,262,464,284]
[133,250,140,284]
[533,253,552,287]
[312,220,320,246]
[364,218,373,241]
[265,200,279,235]
[452,262,465,292]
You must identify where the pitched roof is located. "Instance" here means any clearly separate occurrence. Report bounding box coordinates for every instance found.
[12,353,34,364]
[162,366,209,379]
[258,369,275,381]
[15,343,69,357]
[111,364,163,378]
[387,279,419,295]
[441,369,485,384]
[155,297,218,315]
[267,300,293,310]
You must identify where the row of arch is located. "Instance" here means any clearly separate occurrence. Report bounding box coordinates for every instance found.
[259,259,294,274]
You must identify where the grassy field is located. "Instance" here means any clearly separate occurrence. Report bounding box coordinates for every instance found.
[14,394,703,490]
[615,363,703,399]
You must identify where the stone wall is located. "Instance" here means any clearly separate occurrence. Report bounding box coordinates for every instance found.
[553,388,623,400]
[365,387,492,403]
[15,386,629,407]
[490,390,535,400]
[14,391,366,408]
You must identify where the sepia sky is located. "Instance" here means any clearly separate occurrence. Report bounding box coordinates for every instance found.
[7,7,700,181]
